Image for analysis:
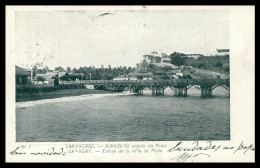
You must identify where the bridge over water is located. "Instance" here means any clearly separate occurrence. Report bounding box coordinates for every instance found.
[59,79,230,97]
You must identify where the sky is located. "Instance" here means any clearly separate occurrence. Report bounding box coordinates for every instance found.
[15,9,229,69]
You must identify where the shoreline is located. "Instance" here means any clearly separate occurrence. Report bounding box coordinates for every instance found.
[16,89,112,102]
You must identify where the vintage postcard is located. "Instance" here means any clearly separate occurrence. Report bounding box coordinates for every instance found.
[6,5,254,162]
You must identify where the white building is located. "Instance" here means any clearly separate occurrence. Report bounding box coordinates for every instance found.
[113,77,129,80]
[176,72,183,76]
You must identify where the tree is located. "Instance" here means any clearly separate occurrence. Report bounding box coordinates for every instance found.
[216,62,223,68]
[140,60,149,71]
[44,66,49,72]
[55,66,64,72]
[169,52,187,66]
[136,63,140,69]
[72,68,78,73]
[198,63,206,69]
[66,67,71,73]
[32,65,37,77]
[36,69,46,74]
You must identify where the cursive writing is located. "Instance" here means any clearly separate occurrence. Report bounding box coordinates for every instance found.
[30,147,66,156]
[168,141,221,153]
[171,152,211,162]
[9,147,27,155]
[233,141,255,154]
[9,147,66,156]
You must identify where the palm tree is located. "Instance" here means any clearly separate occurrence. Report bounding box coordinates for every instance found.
[136,63,140,69]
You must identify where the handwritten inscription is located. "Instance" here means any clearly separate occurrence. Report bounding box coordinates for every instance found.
[233,141,255,154]
[8,141,254,162]
[9,147,66,156]
[168,141,221,152]
[9,147,26,155]
[171,152,211,162]
[168,141,255,162]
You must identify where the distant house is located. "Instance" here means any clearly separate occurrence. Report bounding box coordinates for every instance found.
[143,54,161,63]
[113,77,129,80]
[161,57,172,63]
[150,51,159,56]
[113,74,151,81]
[129,77,138,80]
[176,72,184,77]
[185,54,203,59]
[142,51,162,63]
[216,49,230,56]
[142,77,152,80]
[128,72,153,80]
[113,74,130,80]
[68,72,85,80]
[33,72,58,85]
[16,65,31,84]
[58,72,69,81]
[161,53,168,58]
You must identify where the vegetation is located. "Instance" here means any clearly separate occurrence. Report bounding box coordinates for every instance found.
[31,52,229,82]
[169,52,187,66]
[167,52,229,73]
[16,84,86,94]
[184,55,229,73]
[35,65,136,80]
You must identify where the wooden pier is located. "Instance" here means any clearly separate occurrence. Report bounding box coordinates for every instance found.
[59,79,230,97]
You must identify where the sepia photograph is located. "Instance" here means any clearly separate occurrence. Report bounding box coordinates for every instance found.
[14,8,230,142]
[6,5,254,163]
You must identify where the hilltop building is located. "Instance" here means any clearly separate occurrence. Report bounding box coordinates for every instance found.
[142,51,172,64]
[143,52,161,63]
[161,57,171,63]
[216,49,230,56]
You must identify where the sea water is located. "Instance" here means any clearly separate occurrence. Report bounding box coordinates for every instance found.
[16,87,230,142]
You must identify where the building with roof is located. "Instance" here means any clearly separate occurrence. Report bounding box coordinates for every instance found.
[58,72,69,81]
[161,57,172,63]
[33,71,70,85]
[33,72,58,85]
[68,72,85,80]
[113,75,129,80]
[143,54,161,63]
[185,54,204,59]
[216,49,230,56]
[161,53,168,58]
[15,65,31,84]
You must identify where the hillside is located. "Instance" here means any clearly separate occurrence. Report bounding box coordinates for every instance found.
[169,52,230,74]
[129,52,230,80]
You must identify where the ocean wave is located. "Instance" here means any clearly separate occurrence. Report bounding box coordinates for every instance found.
[16,91,134,108]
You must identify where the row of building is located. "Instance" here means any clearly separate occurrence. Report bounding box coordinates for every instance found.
[15,65,85,85]
[143,49,229,64]
[112,67,189,81]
